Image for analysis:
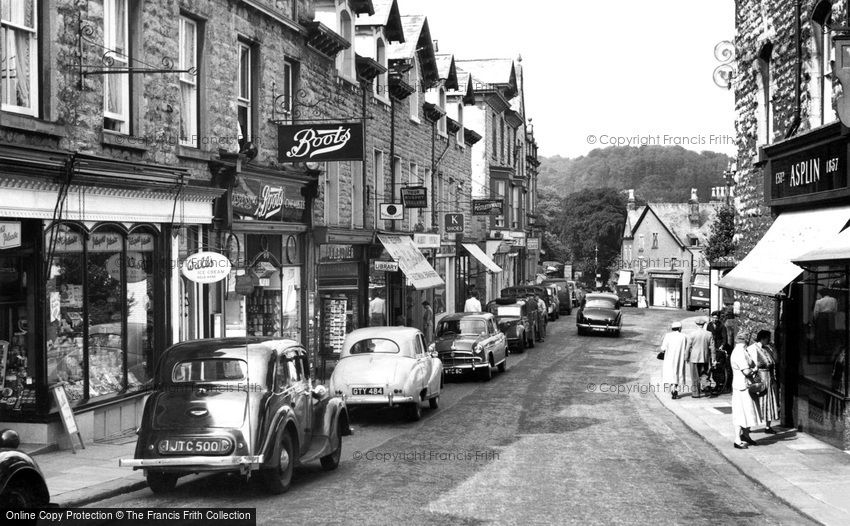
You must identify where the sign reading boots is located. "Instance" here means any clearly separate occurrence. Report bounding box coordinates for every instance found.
[278,122,364,162]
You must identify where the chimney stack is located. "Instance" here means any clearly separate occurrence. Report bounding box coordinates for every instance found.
[627,189,635,211]
[689,188,700,225]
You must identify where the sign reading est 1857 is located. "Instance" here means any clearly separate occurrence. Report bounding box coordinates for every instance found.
[278,122,364,162]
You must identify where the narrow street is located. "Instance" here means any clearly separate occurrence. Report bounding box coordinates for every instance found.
[94,310,812,525]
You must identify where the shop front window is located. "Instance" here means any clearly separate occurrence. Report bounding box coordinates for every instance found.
[45,223,158,407]
[434,257,447,316]
[798,266,849,396]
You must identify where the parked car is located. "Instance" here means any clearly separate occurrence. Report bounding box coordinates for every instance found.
[501,286,558,321]
[432,313,508,381]
[576,293,623,336]
[687,271,711,311]
[541,279,573,315]
[0,429,51,508]
[616,284,639,307]
[486,297,536,352]
[120,338,351,495]
[330,327,442,421]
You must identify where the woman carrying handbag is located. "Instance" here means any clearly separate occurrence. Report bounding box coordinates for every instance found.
[751,330,780,433]
[730,331,763,449]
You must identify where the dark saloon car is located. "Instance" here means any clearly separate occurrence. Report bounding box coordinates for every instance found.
[120,338,351,495]
[541,279,573,315]
[501,286,558,321]
[576,293,622,336]
[431,313,508,381]
[487,298,536,352]
[0,429,51,508]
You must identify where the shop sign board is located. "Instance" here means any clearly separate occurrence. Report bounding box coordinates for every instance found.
[379,203,404,220]
[377,234,444,289]
[106,252,148,283]
[527,237,540,251]
[413,233,441,249]
[181,251,232,284]
[444,214,464,233]
[51,384,84,451]
[768,132,848,206]
[278,122,364,162]
[374,260,399,272]
[472,199,504,215]
[230,175,308,222]
[0,222,21,249]
[320,244,361,262]
[401,187,428,209]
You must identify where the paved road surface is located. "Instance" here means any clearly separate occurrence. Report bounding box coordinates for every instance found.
[95,309,813,525]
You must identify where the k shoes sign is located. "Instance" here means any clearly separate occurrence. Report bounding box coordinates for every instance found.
[278,122,364,162]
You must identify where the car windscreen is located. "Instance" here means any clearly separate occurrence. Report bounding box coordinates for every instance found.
[439,319,486,336]
[584,299,617,309]
[693,274,710,286]
[496,306,522,316]
[348,338,400,354]
[172,359,248,383]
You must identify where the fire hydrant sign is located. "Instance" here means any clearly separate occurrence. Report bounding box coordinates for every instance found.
[181,251,232,284]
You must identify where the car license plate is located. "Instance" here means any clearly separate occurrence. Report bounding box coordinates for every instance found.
[445,368,464,376]
[351,387,384,396]
[157,438,232,455]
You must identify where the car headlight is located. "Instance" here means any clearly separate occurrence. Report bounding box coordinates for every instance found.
[428,343,435,353]
[473,343,483,354]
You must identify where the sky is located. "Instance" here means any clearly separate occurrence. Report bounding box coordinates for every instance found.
[397,0,736,160]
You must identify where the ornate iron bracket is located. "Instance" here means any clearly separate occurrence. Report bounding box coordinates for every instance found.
[269,81,367,124]
[73,14,196,88]
[713,41,737,90]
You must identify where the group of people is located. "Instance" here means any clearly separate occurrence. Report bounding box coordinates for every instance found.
[660,315,781,449]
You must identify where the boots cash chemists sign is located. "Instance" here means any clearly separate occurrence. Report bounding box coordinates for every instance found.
[278,123,364,162]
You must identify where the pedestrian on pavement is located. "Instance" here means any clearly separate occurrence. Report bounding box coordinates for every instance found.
[731,331,762,449]
[661,321,690,399]
[688,317,714,398]
[534,293,547,341]
[707,311,727,353]
[464,290,482,313]
[751,329,780,433]
[421,300,434,345]
[369,289,386,326]
[724,311,738,352]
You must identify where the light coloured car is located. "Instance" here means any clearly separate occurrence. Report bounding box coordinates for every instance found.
[329,327,443,421]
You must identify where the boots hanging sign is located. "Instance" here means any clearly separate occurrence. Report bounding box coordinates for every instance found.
[278,122,364,162]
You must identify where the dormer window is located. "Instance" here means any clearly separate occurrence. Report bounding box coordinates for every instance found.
[375,37,387,100]
[337,7,355,81]
[437,86,447,135]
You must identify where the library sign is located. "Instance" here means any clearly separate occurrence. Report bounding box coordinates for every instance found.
[768,134,848,206]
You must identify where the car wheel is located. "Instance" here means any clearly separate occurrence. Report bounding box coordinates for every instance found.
[0,482,39,509]
[407,401,422,421]
[614,329,621,337]
[262,431,295,494]
[528,331,535,348]
[146,471,178,494]
[480,361,493,382]
[429,395,439,410]
[320,422,343,471]
[497,356,507,373]
[577,327,585,336]
[516,335,526,353]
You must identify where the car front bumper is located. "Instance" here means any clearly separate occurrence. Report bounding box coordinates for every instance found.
[344,394,416,407]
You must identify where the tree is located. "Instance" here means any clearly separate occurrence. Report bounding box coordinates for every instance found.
[705,204,736,264]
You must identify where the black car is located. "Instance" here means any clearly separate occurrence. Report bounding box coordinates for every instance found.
[576,293,622,336]
[501,286,558,321]
[0,429,51,508]
[486,297,537,352]
[541,279,573,315]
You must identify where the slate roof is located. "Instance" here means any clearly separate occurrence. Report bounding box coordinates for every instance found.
[643,202,722,247]
[388,15,426,59]
[455,58,516,90]
[356,0,395,26]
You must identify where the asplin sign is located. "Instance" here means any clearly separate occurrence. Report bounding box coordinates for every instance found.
[278,122,364,162]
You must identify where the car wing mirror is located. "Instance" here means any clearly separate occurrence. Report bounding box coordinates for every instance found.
[311,385,328,400]
[430,350,439,358]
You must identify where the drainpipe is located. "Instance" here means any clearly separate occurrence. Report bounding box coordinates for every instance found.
[361,80,369,230]
[390,96,396,232]
[785,0,803,139]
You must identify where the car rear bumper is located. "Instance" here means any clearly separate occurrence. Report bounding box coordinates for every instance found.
[119,455,264,471]
[577,323,620,333]
[345,394,416,407]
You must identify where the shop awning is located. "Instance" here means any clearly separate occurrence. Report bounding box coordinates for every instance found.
[717,205,850,297]
[462,243,503,273]
[377,234,445,290]
[617,270,633,286]
[792,226,850,266]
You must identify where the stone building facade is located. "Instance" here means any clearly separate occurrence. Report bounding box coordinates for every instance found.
[724,0,850,448]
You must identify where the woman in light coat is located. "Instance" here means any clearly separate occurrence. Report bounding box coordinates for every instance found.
[730,331,762,449]
[752,330,780,433]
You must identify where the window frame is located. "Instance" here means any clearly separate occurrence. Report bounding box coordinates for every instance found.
[374,36,388,102]
[456,103,464,146]
[812,2,835,126]
[0,0,39,116]
[103,0,130,134]
[409,54,420,121]
[178,15,199,147]
[336,7,355,81]
[437,86,447,136]
[237,40,254,146]
[651,232,659,249]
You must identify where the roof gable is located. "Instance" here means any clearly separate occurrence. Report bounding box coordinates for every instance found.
[356,0,404,42]
[388,15,438,86]
[455,58,517,97]
[435,54,459,91]
[631,203,721,248]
